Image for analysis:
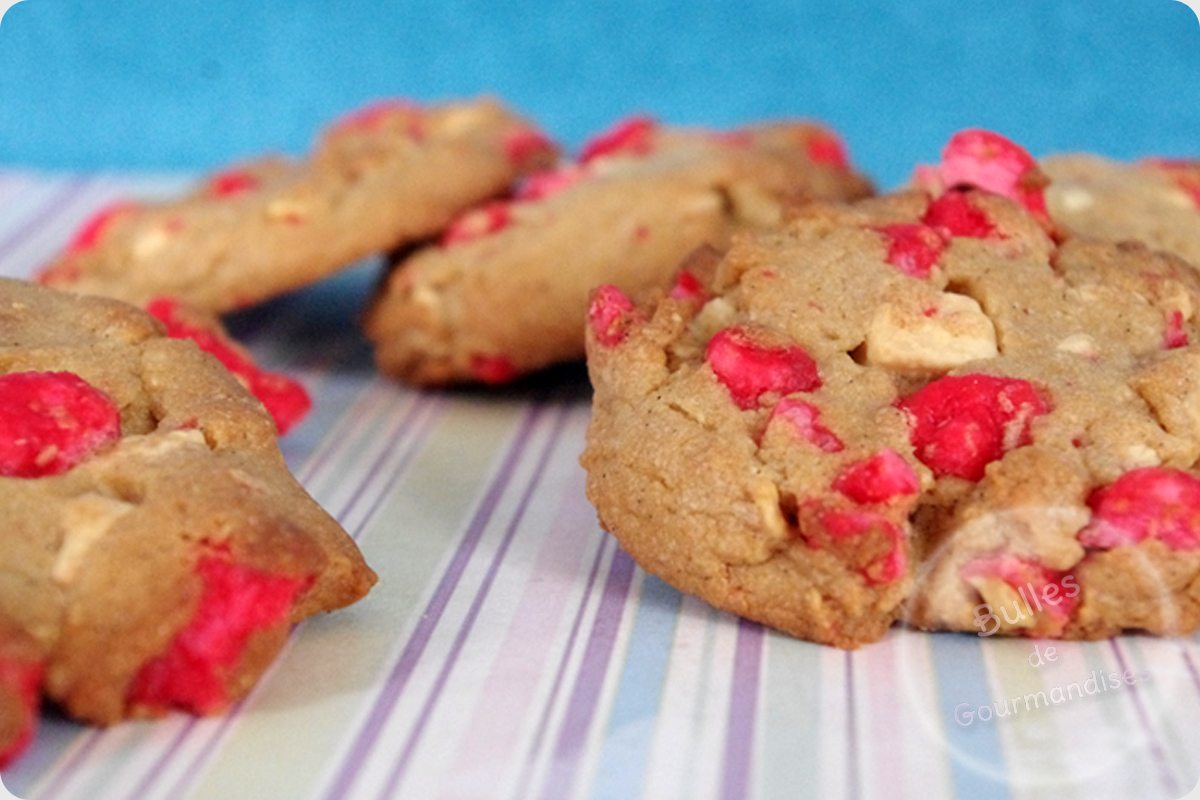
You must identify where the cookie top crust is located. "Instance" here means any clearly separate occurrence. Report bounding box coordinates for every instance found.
[363,117,873,385]
[1043,153,1200,267]
[582,131,1200,647]
[37,97,557,312]
[143,297,311,435]
[0,278,374,728]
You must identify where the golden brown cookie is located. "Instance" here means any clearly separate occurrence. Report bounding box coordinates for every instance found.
[0,278,375,766]
[37,97,557,312]
[583,130,1200,649]
[1043,154,1200,266]
[142,297,311,435]
[364,117,873,385]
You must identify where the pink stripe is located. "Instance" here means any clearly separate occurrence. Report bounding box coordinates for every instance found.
[376,404,573,798]
[536,548,637,800]
[720,620,764,800]
[322,404,547,800]
[511,538,612,795]
[439,466,599,793]
[855,635,906,798]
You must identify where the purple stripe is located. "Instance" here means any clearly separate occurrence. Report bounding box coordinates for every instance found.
[321,404,547,800]
[295,383,391,485]
[339,398,440,541]
[0,178,91,264]
[1109,641,1180,797]
[512,538,611,795]
[720,620,764,800]
[346,399,444,544]
[122,718,203,800]
[125,395,441,800]
[154,696,252,800]
[536,548,637,800]
[846,651,861,800]
[31,729,102,799]
[1182,644,1200,697]
[375,404,572,799]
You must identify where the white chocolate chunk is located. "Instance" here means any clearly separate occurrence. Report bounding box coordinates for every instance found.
[54,495,136,584]
[125,428,207,459]
[690,296,738,343]
[1159,282,1195,319]
[751,480,786,536]
[1057,333,1099,358]
[229,468,274,495]
[863,293,998,371]
[965,576,1038,632]
[265,197,310,223]
[411,284,442,312]
[132,225,174,260]
[435,105,489,136]
[726,182,782,227]
[1056,186,1095,213]
[1167,187,1197,210]
[682,192,724,218]
[1121,443,1161,469]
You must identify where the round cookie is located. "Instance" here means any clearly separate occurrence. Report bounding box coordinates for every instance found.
[582,130,1200,648]
[0,278,376,765]
[38,97,557,312]
[1042,154,1200,267]
[364,117,873,385]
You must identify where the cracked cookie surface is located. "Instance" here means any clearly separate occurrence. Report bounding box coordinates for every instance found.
[583,131,1200,648]
[38,97,556,312]
[0,278,375,765]
[364,117,872,385]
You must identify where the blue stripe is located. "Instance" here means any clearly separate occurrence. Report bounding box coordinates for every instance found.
[929,636,1012,800]
[587,575,683,800]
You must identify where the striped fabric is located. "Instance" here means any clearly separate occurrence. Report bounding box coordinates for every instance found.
[1,173,1198,800]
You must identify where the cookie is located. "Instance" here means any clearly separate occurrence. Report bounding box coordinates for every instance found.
[37,97,557,312]
[0,278,375,766]
[582,130,1200,648]
[1041,154,1200,267]
[364,116,873,385]
[0,619,41,769]
[144,298,311,435]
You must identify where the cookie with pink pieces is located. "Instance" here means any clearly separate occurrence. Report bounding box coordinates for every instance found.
[143,297,311,435]
[583,129,1200,647]
[0,278,375,766]
[38,97,557,312]
[1040,153,1200,268]
[364,116,873,385]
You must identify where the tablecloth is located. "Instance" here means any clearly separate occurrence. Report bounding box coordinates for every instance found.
[0,172,1198,800]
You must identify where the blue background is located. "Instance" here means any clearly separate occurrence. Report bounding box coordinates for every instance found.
[0,0,1197,187]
